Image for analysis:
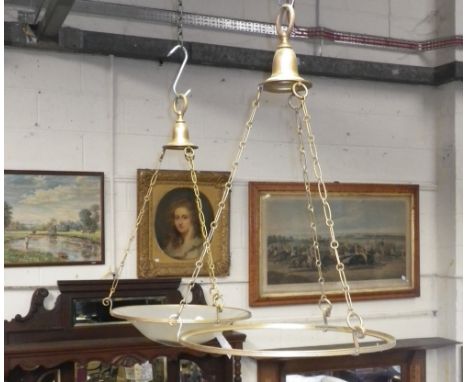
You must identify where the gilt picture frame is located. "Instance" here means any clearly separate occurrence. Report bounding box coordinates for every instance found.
[4,170,105,267]
[137,169,230,277]
[249,182,419,306]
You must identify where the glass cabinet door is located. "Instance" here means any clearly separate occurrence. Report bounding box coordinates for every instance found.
[77,357,168,382]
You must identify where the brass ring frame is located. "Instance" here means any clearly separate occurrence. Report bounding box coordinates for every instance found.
[179,322,396,358]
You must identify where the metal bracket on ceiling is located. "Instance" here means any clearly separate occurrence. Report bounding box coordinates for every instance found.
[8,0,76,41]
[37,0,76,39]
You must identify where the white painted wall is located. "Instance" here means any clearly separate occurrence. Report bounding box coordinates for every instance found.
[4,46,462,381]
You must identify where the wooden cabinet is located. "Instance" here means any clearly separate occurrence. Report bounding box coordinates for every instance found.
[4,279,245,382]
[257,337,458,382]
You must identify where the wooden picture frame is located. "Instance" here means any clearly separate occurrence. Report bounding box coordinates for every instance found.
[249,182,419,306]
[137,169,230,277]
[4,170,105,267]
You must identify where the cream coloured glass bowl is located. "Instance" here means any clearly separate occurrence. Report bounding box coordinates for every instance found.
[110,304,251,346]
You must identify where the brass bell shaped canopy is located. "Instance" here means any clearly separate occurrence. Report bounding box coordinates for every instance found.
[164,94,198,150]
[262,3,312,93]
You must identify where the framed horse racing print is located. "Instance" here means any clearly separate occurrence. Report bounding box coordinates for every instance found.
[249,182,419,306]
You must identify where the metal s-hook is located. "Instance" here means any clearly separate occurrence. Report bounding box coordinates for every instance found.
[167,44,191,98]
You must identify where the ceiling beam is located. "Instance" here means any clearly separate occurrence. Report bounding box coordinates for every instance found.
[4,23,462,86]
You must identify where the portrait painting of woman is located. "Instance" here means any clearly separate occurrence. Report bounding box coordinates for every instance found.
[137,169,230,278]
[154,188,214,260]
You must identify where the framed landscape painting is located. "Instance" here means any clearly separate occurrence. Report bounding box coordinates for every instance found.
[249,182,419,306]
[137,169,230,278]
[4,170,105,267]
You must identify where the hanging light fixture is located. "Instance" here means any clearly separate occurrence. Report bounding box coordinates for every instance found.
[103,0,396,357]
[175,1,396,357]
[102,3,251,347]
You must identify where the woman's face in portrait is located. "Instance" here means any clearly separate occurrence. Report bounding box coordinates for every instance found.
[173,206,192,235]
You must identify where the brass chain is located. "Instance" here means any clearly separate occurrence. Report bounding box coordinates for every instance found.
[172,86,263,322]
[289,95,332,325]
[184,147,223,310]
[103,149,167,307]
[292,82,365,338]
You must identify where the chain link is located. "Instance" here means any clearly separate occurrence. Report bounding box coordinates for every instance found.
[173,86,263,321]
[290,96,331,325]
[184,147,223,311]
[293,83,365,336]
[102,150,167,307]
[177,0,184,46]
